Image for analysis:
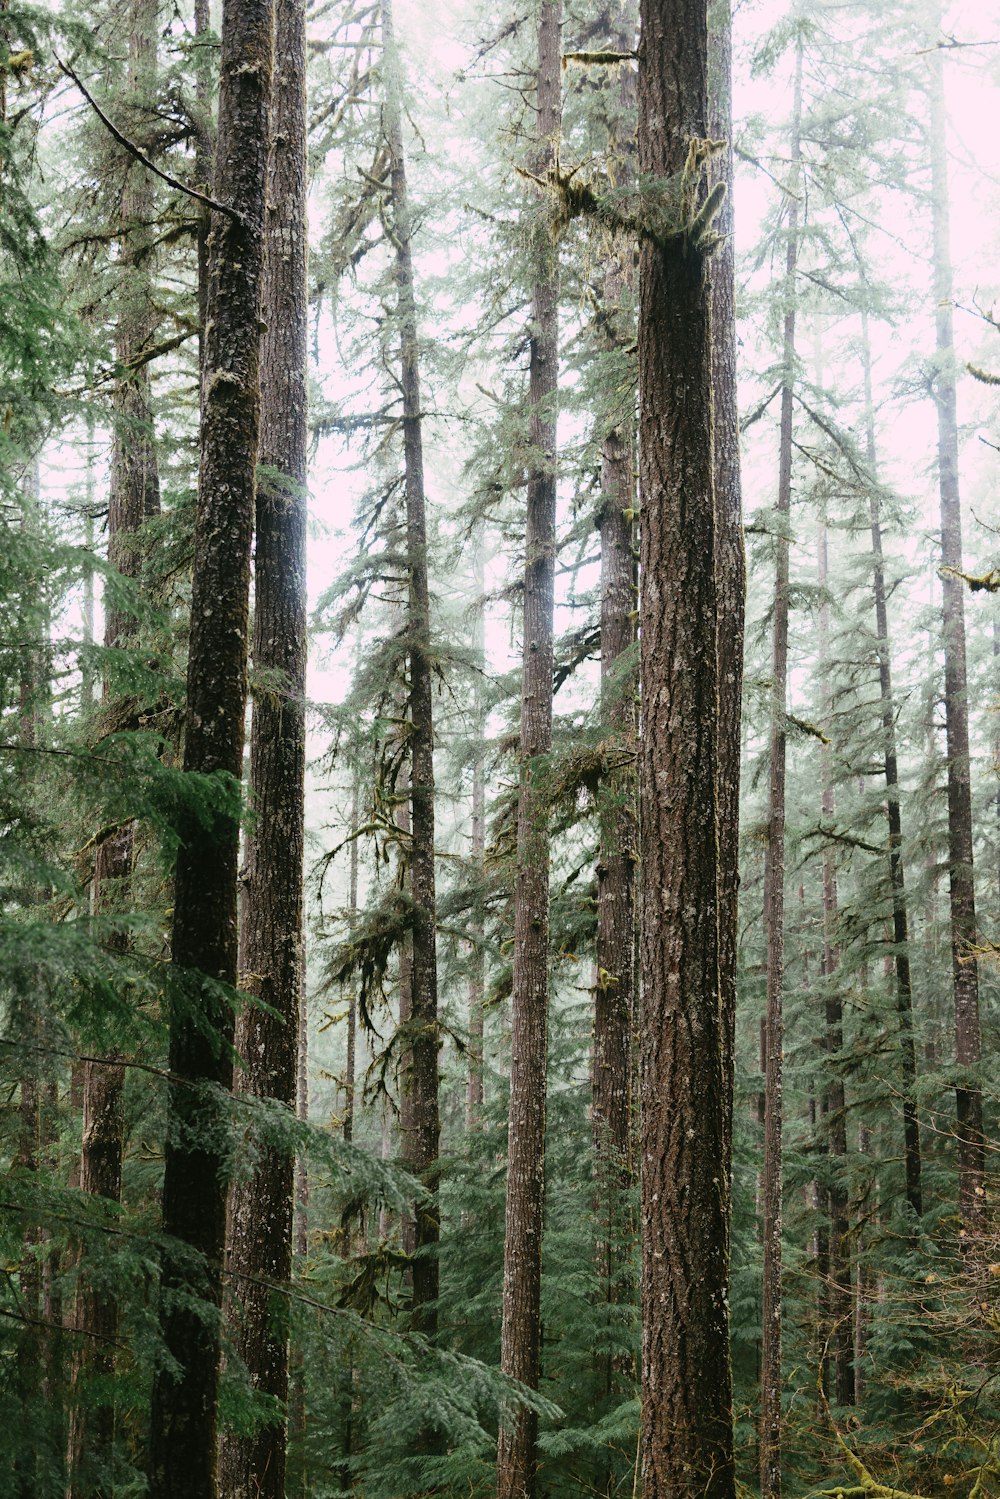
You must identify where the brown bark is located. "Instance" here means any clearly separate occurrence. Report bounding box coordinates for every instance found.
[217,0,306,1490]
[637,1,734,1495]
[496,6,561,1496]
[709,0,745,1196]
[926,16,985,1225]
[146,0,272,1491]
[382,0,441,1339]
[860,314,922,1221]
[760,42,801,1499]
[816,517,854,1408]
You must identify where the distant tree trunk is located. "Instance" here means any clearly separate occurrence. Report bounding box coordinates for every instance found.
[192,0,212,362]
[860,314,922,1221]
[496,6,560,1496]
[344,781,360,1150]
[760,41,801,1499]
[637,1,734,1495]
[926,15,985,1226]
[816,516,854,1407]
[70,8,161,1491]
[709,0,745,1197]
[592,8,637,1431]
[382,0,441,1340]
[466,599,487,1133]
[146,0,272,1491]
[217,0,306,1491]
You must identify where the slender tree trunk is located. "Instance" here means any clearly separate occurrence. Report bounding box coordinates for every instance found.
[816,517,854,1407]
[760,41,801,1499]
[146,0,272,1491]
[709,0,745,1202]
[466,619,487,1133]
[637,1,734,1495]
[926,14,985,1226]
[496,6,560,1495]
[70,10,161,1490]
[217,0,306,1492]
[592,10,637,1432]
[344,781,360,1150]
[860,314,922,1220]
[382,0,441,1339]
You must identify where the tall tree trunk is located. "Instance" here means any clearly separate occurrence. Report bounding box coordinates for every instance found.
[496,5,561,1495]
[146,0,272,1491]
[816,516,854,1407]
[709,0,745,1200]
[592,6,637,1429]
[760,41,801,1499]
[637,1,734,1495]
[382,0,441,1339]
[466,603,487,1133]
[70,9,161,1491]
[860,314,922,1221]
[217,0,306,1491]
[344,780,360,1150]
[926,12,985,1226]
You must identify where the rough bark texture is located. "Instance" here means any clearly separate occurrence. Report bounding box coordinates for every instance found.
[760,43,801,1499]
[217,0,306,1491]
[382,0,441,1338]
[70,10,161,1490]
[927,23,985,1225]
[709,0,745,1187]
[817,518,854,1408]
[637,1,734,1495]
[146,0,272,1491]
[496,6,560,1496]
[861,315,922,1221]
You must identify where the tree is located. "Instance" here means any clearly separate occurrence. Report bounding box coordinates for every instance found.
[637,0,735,1494]
[146,0,272,1489]
[496,4,561,1496]
[217,0,307,1489]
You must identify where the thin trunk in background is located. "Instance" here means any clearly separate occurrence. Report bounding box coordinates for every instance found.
[860,314,922,1220]
[761,40,801,1499]
[146,0,272,1489]
[217,0,307,1490]
[496,5,561,1495]
[926,13,985,1225]
[816,515,854,1407]
[466,576,487,1132]
[637,0,734,1494]
[344,781,360,1150]
[71,7,161,1490]
[382,0,440,1338]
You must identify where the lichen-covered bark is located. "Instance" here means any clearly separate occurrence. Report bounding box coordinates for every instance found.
[637,1,734,1495]
[760,44,801,1499]
[927,22,985,1225]
[146,0,272,1491]
[216,0,306,1491]
[497,6,561,1496]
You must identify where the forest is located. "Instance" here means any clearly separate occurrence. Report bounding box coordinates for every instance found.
[1,0,999,1494]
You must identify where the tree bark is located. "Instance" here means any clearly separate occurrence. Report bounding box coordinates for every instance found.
[146,0,272,1491]
[496,6,560,1496]
[637,1,734,1495]
[217,0,306,1490]
[860,313,922,1221]
[381,0,441,1340]
[466,608,487,1132]
[926,13,985,1226]
[760,40,801,1499]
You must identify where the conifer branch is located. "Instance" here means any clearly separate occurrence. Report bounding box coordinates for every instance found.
[55,56,240,223]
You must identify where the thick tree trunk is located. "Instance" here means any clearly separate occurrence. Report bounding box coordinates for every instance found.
[637,1,734,1496]
[146,0,272,1491]
[926,19,985,1226]
[816,518,854,1407]
[496,6,560,1496]
[860,315,922,1221]
[760,41,801,1499]
[382,0,441,1339]
[709,0,745,1198]
[217,0,306,1492]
